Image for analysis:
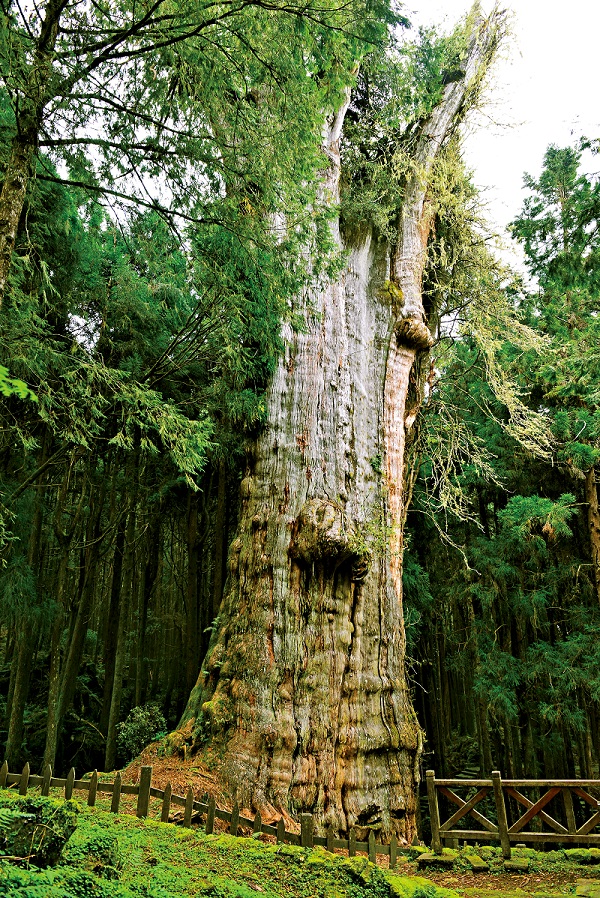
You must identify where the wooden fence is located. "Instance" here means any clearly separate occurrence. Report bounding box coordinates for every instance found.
[0,760,406,869]
[426,769,600,859]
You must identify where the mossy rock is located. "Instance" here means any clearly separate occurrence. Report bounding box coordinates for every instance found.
[566,848,600,865]
[511,846,538,858]
[386,872,461,898]
[0,794,78,867]
[407,845,429,860]
[62,825,122,879]
[503,857,530,872]
[464,854,489,872]
[576,880,600,898]
[417,850,458,869]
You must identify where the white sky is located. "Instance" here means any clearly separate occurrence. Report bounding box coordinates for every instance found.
[407,0,600,258]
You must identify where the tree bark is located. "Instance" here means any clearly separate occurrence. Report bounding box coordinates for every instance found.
[0,0,67,308]
[181,12,501,840]
[584,467,600,606]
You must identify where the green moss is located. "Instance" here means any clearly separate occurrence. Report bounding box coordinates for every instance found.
[387,872,460,898]
[564,848,600,865]
[0,796,464,898]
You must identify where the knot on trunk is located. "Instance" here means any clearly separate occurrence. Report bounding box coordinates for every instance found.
[395,316,434,351]
[289,499,360,567]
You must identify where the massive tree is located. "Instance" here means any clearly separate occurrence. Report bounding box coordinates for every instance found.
[181,7,504,842]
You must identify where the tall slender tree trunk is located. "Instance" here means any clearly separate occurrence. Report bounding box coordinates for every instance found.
[181,12,502,840]
[0,0,66,307]
[584,467,600,606]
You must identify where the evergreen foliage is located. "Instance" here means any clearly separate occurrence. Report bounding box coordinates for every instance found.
[408,143,600,780]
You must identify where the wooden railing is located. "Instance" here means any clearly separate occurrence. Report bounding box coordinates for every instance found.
[426,769,600,858]
[0,760,407,868]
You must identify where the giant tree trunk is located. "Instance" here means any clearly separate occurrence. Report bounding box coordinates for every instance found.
[182,11,501,841]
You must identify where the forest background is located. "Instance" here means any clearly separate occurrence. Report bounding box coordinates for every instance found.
[0,0,599,834]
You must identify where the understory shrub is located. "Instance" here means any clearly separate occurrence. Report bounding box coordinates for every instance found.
[116,704,167,763]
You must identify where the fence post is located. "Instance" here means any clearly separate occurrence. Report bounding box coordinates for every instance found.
[136,766,152,818]
[0,760,8,788]
[348,827,357,857]
[390,833,398,870]
[184,788,194,827]
[206,796,216,835]
[19,762,30,796]
[87,770,98,807]
[161,782,172,823]
[253,810,262,835]
[111,772,122,813]
[277,817,286,844]
[368,831,376,864]
[65,767,75,800]
[326,824,334,853]
[300,813,314,849]
[426,770,442,855]
[41,764,52,797]
[492,771,511,859]
[562,788,576,834]
[231,801,240,837]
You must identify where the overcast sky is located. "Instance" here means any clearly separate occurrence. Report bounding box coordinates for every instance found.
[406,1,600,257]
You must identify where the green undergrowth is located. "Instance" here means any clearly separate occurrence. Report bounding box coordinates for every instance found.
[2,791,599,898]
[0,791,459,898]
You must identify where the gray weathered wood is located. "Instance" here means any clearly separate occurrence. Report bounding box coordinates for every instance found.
[426,770,442,855]
[326,824,334,853]
[253,810,262,834]
[368,831,376,863]
[349,827,357,857]
[206,796,216,834]
[390,833,398,870]
[491,771,511,859]
[41,763,52,796]
[111,772,122,813]
[161,782,172,823]
[300,813,314,848]
[87,770,98,807]
[562,788,576,834]
[136,765,152,818]
[276,817,286,843]
[65,767,75,800]
[231,801,240,837]
[184,788,194,827]
[0,760,8,788]
[18,762,30,795]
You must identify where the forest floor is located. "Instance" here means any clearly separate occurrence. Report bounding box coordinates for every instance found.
[425,869,584,896]
[117,739,600,897]
[1,784,599,898]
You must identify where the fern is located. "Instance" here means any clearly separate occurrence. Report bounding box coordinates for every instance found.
[0,806,27,831]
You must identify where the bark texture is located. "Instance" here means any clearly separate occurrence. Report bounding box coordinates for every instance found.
[182,12,502,841]
[584,467,600,606]
[0,0,65,307]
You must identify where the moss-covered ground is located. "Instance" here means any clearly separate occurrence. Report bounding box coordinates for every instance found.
[1,791,599,898]
[0,790,457,898]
